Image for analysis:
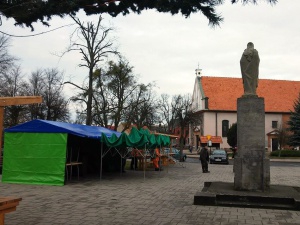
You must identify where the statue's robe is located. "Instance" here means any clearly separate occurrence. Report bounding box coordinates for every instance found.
[240,49,260,95]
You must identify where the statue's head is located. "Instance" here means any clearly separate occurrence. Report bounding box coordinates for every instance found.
[247,42,254,49]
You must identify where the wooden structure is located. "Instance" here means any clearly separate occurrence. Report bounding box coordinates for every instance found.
[0,197,22,225]
[0,98,44,224]
[0,96,42,148]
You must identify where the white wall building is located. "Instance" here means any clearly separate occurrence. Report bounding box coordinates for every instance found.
[190,69,300,151]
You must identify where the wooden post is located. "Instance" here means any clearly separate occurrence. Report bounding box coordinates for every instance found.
[0,97,40,225]
[0,107,3,150]
[0,96,42,107]
[0,96,42,148]
[0,197,22,225]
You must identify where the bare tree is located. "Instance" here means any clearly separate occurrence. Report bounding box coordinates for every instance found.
[122,85,158,130]
[0,65,29,127]
[0,34,17,75]
[91,58,153,130]
[91,68,111,127]
[63,15,118,125]
[27,69,45,120]
[28,68,69,121]
[171,94,198,161]
[277,124,289,151]
[157,94,175,134]
[44,68,69,121]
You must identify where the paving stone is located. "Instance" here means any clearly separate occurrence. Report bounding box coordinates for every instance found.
[0,161,300,225]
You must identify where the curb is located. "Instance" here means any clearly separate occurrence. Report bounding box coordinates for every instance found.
[186,154,300,162]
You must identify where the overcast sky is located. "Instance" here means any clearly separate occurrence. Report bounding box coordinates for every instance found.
[1,0,299,104]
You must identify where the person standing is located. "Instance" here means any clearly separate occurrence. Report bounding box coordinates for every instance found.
[199,146,210,173]
[189,145,192,153]
[152,147,163,171]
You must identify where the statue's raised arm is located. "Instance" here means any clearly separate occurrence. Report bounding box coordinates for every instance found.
[240,42,260,96]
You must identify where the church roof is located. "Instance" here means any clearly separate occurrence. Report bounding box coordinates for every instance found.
[199,76,300,113]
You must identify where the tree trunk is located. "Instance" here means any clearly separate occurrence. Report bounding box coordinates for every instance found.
[86,69,93,125]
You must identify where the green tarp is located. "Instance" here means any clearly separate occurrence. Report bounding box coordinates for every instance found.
[2,133,67,186]
[101,127,171,149]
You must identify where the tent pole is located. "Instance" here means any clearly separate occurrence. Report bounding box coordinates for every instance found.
[161,143,168,173]
[100,140,103,181]
[143,145,146,181]
[120,148,122,176]
[159,145,161,173]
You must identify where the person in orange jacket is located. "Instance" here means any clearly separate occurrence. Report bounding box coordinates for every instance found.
[152,147,163,171]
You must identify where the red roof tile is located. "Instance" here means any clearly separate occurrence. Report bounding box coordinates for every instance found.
[200,76,300,112]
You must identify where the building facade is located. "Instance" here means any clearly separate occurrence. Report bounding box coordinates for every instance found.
[190,69,300,151]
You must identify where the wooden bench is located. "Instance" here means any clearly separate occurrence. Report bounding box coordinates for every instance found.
[0,197,22,225]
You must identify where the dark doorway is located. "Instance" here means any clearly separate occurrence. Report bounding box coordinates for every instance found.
[272,138,279,151]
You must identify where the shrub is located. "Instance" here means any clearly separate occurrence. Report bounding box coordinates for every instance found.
[270,150,300,157]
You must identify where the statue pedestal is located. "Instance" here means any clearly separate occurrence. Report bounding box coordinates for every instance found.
[234,96,270,191]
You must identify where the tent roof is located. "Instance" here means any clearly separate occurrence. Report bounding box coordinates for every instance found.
[5,119,121,139]
[101,127,171,148]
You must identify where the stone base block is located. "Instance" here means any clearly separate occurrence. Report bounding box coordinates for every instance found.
[234,157,270,191]
[194,182,300,211]
[234,97,270,191]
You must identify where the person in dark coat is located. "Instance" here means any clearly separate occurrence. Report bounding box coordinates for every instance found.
[199,146,210,173]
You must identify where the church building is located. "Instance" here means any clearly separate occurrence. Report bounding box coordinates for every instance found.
[190,69,300,152]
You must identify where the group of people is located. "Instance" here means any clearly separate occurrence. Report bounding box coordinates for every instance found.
[129,145,210,173]
[130,147,163,171]
[131,146,210,173]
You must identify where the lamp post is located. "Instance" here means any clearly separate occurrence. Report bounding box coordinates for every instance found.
[208,140,212,155]
[179,109,187,162]
[207,135,212,155]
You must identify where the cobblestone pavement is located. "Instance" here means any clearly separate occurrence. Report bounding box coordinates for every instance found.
[1,161,300,225]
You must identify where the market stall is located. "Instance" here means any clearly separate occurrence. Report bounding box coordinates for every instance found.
[1,119,121,186]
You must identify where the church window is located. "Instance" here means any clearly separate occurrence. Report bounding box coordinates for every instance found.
[222,120,229,137]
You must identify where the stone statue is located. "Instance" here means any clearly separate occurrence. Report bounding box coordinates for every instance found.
[240,42,260,96]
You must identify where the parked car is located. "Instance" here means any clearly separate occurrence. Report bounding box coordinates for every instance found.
[164,148,187,161]
[209,149,229,164]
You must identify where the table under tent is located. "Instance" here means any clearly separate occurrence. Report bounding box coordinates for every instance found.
[1,120,173,186]
[1,119,121,186]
